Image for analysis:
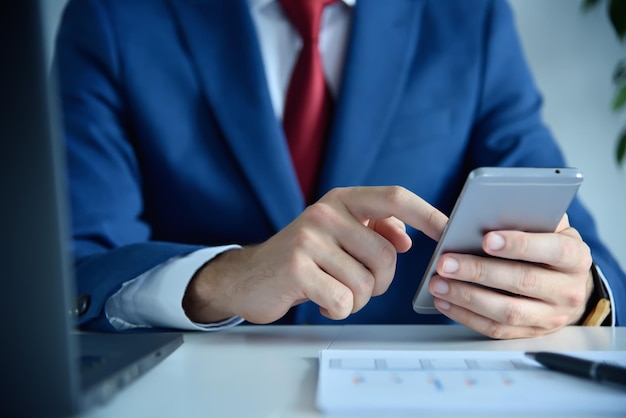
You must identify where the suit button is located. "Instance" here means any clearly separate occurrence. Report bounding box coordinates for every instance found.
[75,295,90,316]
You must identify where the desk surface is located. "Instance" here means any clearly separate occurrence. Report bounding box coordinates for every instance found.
[82,325,626,418]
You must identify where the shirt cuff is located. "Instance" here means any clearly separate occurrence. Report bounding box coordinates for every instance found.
[105,245,243,331]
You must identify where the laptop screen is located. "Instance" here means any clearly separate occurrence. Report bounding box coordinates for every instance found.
[0,2,183,416]
[0,1,82,415]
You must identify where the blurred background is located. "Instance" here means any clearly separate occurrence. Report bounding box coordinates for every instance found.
[41,0,626,269]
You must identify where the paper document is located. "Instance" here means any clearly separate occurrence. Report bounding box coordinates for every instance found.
[316,349,626,414]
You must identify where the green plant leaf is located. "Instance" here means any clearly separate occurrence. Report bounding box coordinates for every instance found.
[613,82,626,110]
[582,0,602,12]
[613,60,626,84]
[617,129,626,166]
[609,0,626,40]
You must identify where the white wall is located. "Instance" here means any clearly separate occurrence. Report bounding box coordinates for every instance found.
[43,0,626,268]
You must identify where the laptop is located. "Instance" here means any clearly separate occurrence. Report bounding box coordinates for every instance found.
[0,1,183,416]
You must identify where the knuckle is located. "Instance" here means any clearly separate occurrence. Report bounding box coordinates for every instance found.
[472,259,487,284]
[485,321,509,340]
[328,289,352,319]
[426,207,440,229]
[559,238,592,271]
[291,227,318,252]
[459,286,474,306]
[549,314,569,329]
[524,327,544,338]
[377,241,397,269]
[354,270,376,296]
[323,187,344,201]
[565,286,587,309]
[367,242,396,293]
[503,302,525,326]
[517,265,538,293]
[557,238,577,265]
[516,232,531,256]
[304,201,334,226]
[282,251,307,280]
[385,185,409,207]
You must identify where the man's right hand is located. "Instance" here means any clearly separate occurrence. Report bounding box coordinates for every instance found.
[182,186,448,324]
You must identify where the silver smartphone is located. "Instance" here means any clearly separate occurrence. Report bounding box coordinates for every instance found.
[412,167,584,314]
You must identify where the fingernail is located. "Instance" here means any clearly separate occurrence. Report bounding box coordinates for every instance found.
[431,278,449,295]
[442,257,459,274]
[486,233,505,251]
[436,299,451,310]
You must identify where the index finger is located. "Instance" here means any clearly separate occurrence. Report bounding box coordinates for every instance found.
[322,186,448,241]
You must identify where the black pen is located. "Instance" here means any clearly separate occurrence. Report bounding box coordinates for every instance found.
[525,351,626,387]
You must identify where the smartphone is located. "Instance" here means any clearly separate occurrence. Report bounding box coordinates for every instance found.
[412,167,584,314]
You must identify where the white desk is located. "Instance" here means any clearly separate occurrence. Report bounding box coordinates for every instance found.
[83,325,626,418]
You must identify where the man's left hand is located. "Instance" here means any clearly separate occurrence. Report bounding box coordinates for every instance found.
[428,214,594,339]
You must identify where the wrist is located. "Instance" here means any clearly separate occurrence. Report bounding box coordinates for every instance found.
[182,249,239,323]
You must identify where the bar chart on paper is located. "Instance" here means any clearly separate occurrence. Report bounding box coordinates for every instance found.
[316,350,626,414]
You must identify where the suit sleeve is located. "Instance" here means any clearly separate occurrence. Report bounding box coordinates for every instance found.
[55,0,204,330]
[470,0,625,324]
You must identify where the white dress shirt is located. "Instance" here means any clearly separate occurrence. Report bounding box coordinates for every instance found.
[105,0,355,330]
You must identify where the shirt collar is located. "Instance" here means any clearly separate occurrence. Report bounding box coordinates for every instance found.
[249,0,356,12]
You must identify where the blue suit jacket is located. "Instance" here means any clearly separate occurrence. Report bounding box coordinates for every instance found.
[56,0,625,330]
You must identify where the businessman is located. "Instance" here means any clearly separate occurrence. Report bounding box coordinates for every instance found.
[55,0,625,339]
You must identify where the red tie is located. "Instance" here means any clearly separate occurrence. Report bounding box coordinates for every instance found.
[279,0,337,203]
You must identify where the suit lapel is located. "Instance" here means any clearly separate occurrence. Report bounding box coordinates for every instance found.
[168,0,304,230]
[319,0,424,193]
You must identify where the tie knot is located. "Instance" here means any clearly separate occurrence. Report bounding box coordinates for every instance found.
[279,0,338,41]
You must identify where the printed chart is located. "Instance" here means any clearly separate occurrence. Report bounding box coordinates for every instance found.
[317,350,626,414]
